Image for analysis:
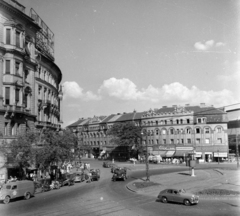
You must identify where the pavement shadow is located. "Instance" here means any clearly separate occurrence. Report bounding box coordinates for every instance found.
[178,173,191,176]
[130,176,146,181]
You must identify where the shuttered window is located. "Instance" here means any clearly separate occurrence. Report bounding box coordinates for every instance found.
[6,29,11,44]
[5,87,10,105]
[5,60,10,74]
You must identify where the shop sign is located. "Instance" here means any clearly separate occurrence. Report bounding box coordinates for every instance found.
[176,147,193,151]
[214,152,227,157]
[158,145,175,151]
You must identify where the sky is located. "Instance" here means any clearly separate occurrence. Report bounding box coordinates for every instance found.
[18,0,240,127]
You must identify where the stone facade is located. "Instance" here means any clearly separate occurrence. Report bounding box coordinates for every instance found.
[67,104,229,162]
[0,0,62,181]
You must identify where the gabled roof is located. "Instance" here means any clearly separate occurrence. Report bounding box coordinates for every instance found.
[66,118,86,128]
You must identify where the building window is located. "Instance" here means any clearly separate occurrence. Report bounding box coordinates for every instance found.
[217,138,222,143]
[163,139,166,144]
[170,139,174,144]
[155,130,159,135]
[15,89,20,104]
[181,139,184,144]
[4,123,8,135]
[205,128,210,133]
[187,139,191,144]
[5,87,10,105]
[170,120,173,125]
[6,29,11,44]
[5,60,11,74]
[10,122,15,136]
[176,119,179,124]
[164,120,167,125]
[217,127,222,133]
[205,138,210,144]
[186,128,191,134]
[180,119,183,124]
[156,121,158,125]
[156,139,159,144]
[16,31,20,48]
[186,119,190,124]
[162,129,166,135]
[196,128,200,134]
[15,62,20,76]
[170,128,174,135]
[176,139,179,144]
[196,138,200,144]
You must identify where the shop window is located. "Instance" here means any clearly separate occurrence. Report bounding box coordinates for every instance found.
[5,87,10,105]
[5,60,11,74]
[6,29,11,44]
[205,138,210,144]
[187,139,191,144]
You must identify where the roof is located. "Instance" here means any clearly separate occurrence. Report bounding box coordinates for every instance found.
[66,118,87,128]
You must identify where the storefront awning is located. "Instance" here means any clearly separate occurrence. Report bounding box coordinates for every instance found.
[174,150,190,157]
[159,151,167,156]
[165,151,175,157]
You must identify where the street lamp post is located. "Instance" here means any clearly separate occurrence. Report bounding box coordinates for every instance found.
[141,131,150,182]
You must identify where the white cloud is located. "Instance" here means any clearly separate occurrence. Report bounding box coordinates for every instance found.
[216,42,225,47]
[63,81,101,101]
[194,40,215,51]
[98,78,237,107]
[98,77,140,100]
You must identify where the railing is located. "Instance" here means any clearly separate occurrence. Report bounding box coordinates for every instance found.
[2,0,25,13]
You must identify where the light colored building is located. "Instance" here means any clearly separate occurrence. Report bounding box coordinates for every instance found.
[68,104,229,162]
[0,0,63,181]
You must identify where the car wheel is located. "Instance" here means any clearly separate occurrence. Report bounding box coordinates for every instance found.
[3,196,10,204]
[162,197,168,203]
[184,199,191,206]
[25,192,31,200]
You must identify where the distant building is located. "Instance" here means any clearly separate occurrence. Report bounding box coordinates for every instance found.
[0,0,63,181]
[67,103,229,162]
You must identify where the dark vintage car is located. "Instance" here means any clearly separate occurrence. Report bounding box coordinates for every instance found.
[103,161,111,168]
[89,169,100,181]
[112,167,127,181]
[58,173,76,187]
[157,189,199,206]
[34,178,52,193]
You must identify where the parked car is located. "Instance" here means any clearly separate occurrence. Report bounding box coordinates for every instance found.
[58,173,76,187]
[0,180,35,204]
[74,171,85,183]
[103,161,111,168]
[89,169,100,181]
[112,167,127,181]
[110,164,119,173]
[157,189,199,206]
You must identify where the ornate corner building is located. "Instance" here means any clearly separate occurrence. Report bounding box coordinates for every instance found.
[68,104,229,162]
[0,0,63,179]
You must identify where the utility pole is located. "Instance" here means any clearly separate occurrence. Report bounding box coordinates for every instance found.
[141,131,150,181]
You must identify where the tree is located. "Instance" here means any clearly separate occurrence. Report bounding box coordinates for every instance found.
[0,130,40,179]
[107,122,143,157]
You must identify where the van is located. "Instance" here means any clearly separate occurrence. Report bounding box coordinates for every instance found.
[0,180,35,204]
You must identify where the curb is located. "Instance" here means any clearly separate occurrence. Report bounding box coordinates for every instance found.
[126,184,137,193]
